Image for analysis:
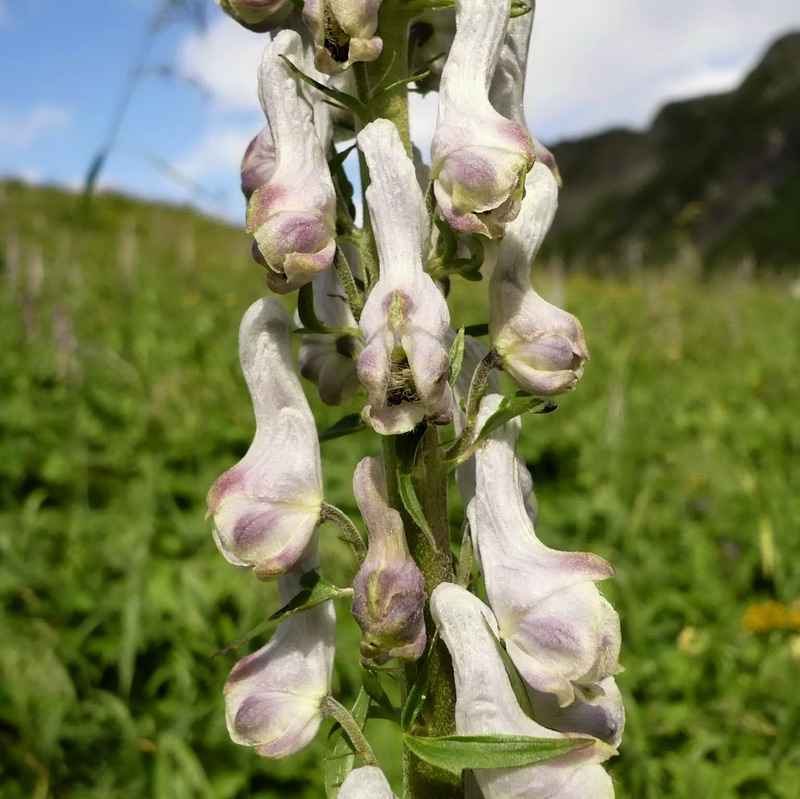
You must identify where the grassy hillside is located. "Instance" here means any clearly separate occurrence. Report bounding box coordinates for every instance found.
[1,181,800,798]
[546,32,800,271]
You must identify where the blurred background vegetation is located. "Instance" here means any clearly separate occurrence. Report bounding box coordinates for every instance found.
[1,26,800,799]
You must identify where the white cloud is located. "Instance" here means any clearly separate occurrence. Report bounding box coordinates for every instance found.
[526,0,800,141]
[0,103,72,150]
[177,16,265,112]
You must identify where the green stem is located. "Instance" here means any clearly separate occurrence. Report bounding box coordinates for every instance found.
[334,247,363,322]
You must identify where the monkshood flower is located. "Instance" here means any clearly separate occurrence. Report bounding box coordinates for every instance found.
[339,766,394,799]
[224,557,336,757]
[431,0,534,239]
[356,119,453,434]
[207,298,323,580]
[431,583,616,799]
[352,457,426,661]
[215,0,293,32]
[247,30,337,294]
[302,0,383,74]
[529,676,626,749]
[490,163,589,396]
[299,265,363,406]
[468,393,622,706]
[241,126,276,202]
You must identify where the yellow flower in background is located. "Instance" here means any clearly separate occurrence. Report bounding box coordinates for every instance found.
[742,599,800,633]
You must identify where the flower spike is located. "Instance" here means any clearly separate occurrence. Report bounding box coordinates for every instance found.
[431,0,535,239]
[467,394,622,705]
[431,583,616,798]
[207,298,323,580]
[352,457,426,661]
[224,558,336,757]
[490,163,589,396]
[247,30,337,294]
[356,119,453,434]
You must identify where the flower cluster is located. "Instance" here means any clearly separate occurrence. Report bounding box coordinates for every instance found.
[205,1,624,797]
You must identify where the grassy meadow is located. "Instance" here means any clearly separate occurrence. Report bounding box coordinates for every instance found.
[1,180,799,799]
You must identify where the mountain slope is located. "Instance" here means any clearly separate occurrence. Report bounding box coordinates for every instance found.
[544,32,800,270]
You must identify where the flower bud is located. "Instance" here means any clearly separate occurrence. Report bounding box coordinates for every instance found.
[303,0,383,74]
[351,457,426,661]
[489,163,588,395]
[468,394,622,706]
[529,677,626,749]
[431,0,534,239]
[241,126,276,201]
[356,119,453,434]
[299,262,363,405]
[340,766,394,799]
[431,583,616,799]
[214,0,293,32]
[247,30,337,294]
[207,299,323,580]
[224,560,336,757]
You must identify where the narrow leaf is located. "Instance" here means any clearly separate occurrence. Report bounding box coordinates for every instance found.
[448,327,466,387]
[395,426,437,548]
[401,631,438,731]
[319,414,367,442]
[280,55,365,117]
[482,618,536,720]
[403,734,593,775]
[324,689,370,799]
[214,572,350,657]
[328,144,357,176]
[360,665,400,723]
[472,395,557,449]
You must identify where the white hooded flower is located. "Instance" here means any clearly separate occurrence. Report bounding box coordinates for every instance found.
[468,394,622,706]
[224,558,336,757]
[431,0,534,239]
[298,264,363,406]
[489,163,588,396]
[355,119,453,434]
[207,298,323,580]
[241,125,277,202]
[247,30,337,294]
[303,0,383,74]
[339,765,394,799]
[431,583,616,799]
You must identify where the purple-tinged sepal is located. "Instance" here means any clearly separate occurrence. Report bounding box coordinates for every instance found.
[432,583,617,799]
[356,119,453,434]
[214,0,293,32]
[302,0,383,74]
[224,561,336,757]
[490,163,588,396]
[207,299,323,580]
[247,30,337,294]
[431,0,534,239]
[351,457,426,661]
[468,394,622,706]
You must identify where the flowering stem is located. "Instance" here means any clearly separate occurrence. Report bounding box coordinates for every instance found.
[320,502,367,564]
[334,247,363,321]
[321,695,379,766]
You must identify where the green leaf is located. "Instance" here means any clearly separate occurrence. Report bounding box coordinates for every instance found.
[360,665,400,723]
[324,689,370,799]
[214,572,350,657]
[510,0,533,17]
[297,281,327,333]
[472,395,557,450]
[448,327,466,387]
[328,144,357,177]
[433,218,458,262]
[395,426,436,549]
[483,618,536,720]
[401,631,438,731]
[319,414,367,443]
[279,55,366,117]
[402,733,593,775]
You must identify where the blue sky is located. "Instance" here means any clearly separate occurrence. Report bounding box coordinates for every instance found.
[2,0,799,222]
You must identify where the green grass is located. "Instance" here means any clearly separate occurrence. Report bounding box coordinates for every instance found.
[1,181,799,798]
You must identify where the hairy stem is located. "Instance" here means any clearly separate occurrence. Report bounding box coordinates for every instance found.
[321,696,378,766]
[334,247,363,321]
